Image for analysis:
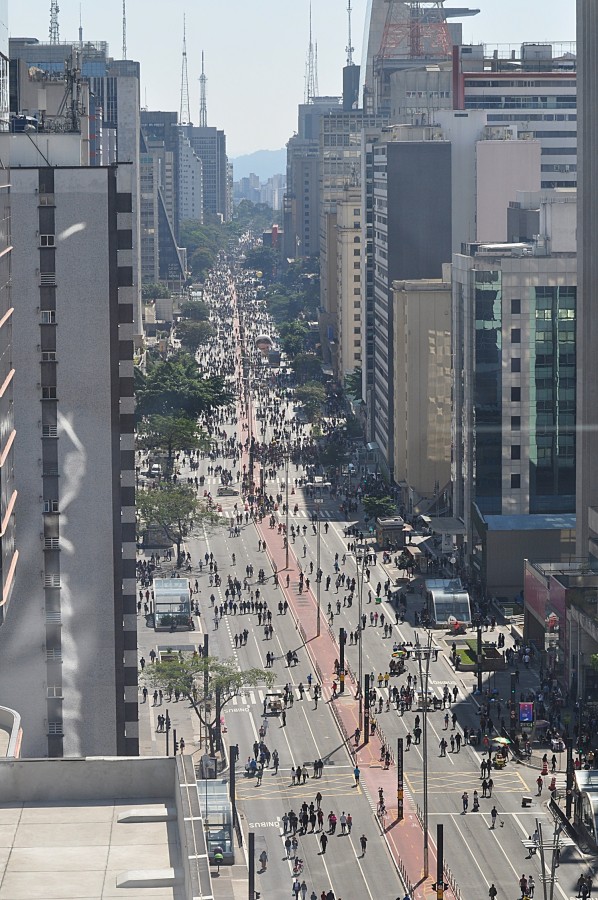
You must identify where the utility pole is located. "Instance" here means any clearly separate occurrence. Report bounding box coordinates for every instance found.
[397,737,404,821]
[355,544,366,730]
[285,450,289,569]
[364,673,370,744]
[339,628,346,693]
[314,499,323,636]
[412,632,434,878]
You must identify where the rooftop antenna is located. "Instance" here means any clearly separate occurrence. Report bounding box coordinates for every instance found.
[346,0,354,65]
[199,51,208,127]
[180,14,191,125]
[305,2,318,103]
[122,0,127,59]
[78,4,83,52]
[49,0,60,43]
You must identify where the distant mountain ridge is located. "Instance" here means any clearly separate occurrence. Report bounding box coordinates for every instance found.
[231,148,286,182]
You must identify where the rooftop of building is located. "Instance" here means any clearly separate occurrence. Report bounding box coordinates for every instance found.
[0,756,213,900]
[482,513,576,532]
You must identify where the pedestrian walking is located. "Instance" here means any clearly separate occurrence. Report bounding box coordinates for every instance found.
[285,836,292,858]
[536,775,543,795]
[320,833,328,854]
[292,879,301,899]
[353,766,360,786]
[301,881,308,900]
[490,806,498,829]
[462,791,469,813]
[360,834,368,856]
[488,884,497,900]
[281,708,286,727]
[528,876,535,898]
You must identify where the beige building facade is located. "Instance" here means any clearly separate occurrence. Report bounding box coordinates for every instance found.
[392,268,452,512]
[336,187,363,379]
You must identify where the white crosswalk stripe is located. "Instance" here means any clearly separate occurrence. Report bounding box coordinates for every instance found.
[230,686,305,707]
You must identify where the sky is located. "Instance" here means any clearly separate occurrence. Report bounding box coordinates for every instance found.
[10,0,575,157]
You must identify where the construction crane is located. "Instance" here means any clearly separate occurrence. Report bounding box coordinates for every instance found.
[49,0,60,44]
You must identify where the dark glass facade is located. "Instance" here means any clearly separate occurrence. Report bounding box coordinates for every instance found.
[473,270,502,513]
[529,285,576,512]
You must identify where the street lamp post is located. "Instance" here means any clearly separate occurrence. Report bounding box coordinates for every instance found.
[285,449,290,570]
[355,544,366,730]
[314,500,323,637]
[412,632,434,879]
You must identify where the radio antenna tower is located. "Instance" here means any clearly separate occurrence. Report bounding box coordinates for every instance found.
[199,52,208,128]
[78,4,83,52]
[122,0,127,59]
[49,0,60,43]
[346,0,355,65]
[305,3,318,103]
[180,15,191,125]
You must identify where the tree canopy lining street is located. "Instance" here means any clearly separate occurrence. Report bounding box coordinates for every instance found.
[136,483,221,562]
[141,655,273,754]
[136,355,233,419]
[137,415,210,468]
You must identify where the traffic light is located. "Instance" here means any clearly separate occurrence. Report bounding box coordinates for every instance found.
[174,738,179,754]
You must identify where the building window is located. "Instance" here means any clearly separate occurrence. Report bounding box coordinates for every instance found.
[511,357,521,373]
[43,500,59,513]
[41,311,56,324]
[511,445,521,460]
[40,234,55,248]
[42,387,57,400]
[41,351,57,362]
[511,299,521,314]
[42,425,58,438]
[511,474,521,489]
[511,387,521,402]
[511,416,521,431]
[511,328,521,343]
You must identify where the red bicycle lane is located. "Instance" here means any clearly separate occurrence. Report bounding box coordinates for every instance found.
[254,516,455,900]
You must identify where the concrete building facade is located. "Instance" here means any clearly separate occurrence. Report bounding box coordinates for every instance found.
[335,186,363,378]
[0,134,138,757]
[392,269,452,511]
[452,225,577,565]
[576,0,598,563]
[370,130,452,477]
[0,0,16,627]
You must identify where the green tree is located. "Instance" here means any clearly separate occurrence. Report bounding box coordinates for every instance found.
[142,282,170,300]
[279,321,308,358]
[291,353,323,383]
[242,246,278,281]
[136,356,232,418]
[180,299,210,321]
[138,415,210,470]
[295,381,326,420]
[345,368,363,401]
[362,495,398,520]
[136,483,219,563]
[189,247,216,280]
[177,320,215,351]
[141,655,273,755]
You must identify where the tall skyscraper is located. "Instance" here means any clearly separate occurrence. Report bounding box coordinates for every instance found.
[576,0,598,563]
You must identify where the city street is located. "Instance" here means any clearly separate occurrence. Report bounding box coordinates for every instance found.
[136,262,593,900]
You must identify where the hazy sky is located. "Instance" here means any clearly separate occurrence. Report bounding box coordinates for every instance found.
[10,0,575,156]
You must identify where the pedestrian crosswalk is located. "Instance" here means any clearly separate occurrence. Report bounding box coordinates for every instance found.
[217,508,342,521]
[229,685,307,709]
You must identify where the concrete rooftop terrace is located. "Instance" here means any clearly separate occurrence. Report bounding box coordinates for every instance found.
[0,756,213,900]
[0,798,184,899]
